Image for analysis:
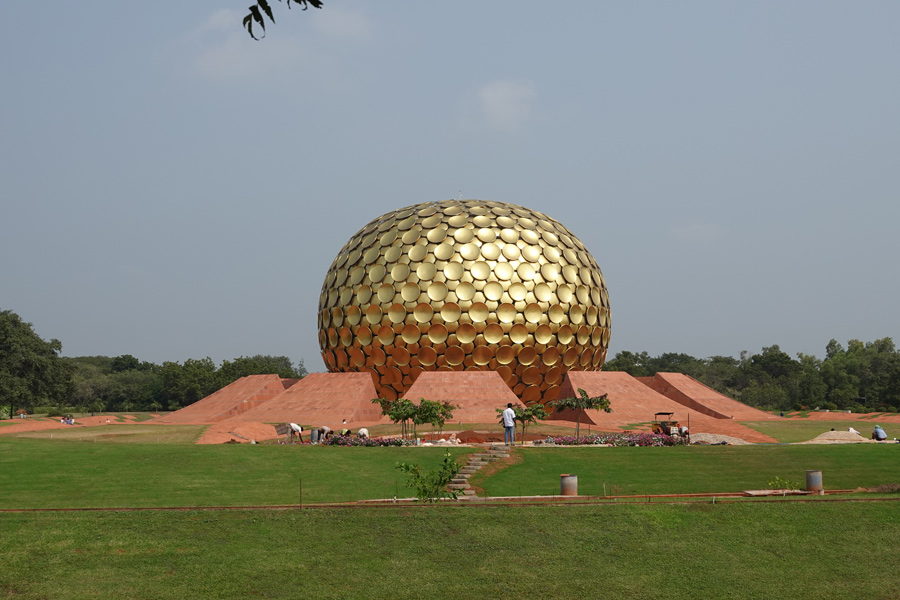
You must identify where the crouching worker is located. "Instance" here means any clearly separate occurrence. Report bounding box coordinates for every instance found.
[873,425,887,441]
[357,427,369,440]
[289,422,303,443]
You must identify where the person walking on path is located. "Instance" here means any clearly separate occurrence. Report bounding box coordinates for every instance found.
[502,403,516,446]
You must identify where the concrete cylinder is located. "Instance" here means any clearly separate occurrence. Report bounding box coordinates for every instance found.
[806,470,823,494]
[560,474,578,496]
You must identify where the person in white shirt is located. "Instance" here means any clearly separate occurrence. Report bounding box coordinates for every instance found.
[357,427,369,439]
[502,403,516,446]
[289,422,303,442]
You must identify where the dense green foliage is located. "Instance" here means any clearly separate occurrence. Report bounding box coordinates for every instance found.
[0,310,72,417]
[549,387,611,438]
[2,309,307,414]
[605,339,900,412]
[2,503,900,599]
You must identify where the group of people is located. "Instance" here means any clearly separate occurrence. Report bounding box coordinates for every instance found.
[59,417,75,425]
[285,422,369,443]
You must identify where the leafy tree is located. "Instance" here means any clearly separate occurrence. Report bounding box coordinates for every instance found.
[218,355,306,384]
[244,0,323,40]
[395,452,462,503]
[549,388,611,439]
[0,309,73,416]
[159,358,219,410]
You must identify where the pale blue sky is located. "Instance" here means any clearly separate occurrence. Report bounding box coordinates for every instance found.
[2,2,899,371]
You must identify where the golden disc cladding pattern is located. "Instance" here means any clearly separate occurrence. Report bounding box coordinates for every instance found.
[317,199,611,403]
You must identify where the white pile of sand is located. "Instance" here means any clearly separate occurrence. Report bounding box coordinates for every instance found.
[689,433,752,445]
[798,430,874,444]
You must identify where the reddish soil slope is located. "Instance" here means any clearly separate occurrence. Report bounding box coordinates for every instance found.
[402,371,525,424]
[640,373,779,420]
[222,372,389,429]
[154,375,292,424]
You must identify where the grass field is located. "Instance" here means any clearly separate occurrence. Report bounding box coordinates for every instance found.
[473,444,900,497]
[0,437,473,508]
[743,419,897,443]
[3,502,900,600]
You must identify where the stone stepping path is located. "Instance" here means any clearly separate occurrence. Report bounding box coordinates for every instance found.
[448,446,509,498]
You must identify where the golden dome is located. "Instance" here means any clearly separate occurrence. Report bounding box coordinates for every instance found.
[317,200,610,404]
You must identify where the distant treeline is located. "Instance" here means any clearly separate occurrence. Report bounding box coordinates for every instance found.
[4,308,899,416]
[2,304,306,417]
[605,338,900,413]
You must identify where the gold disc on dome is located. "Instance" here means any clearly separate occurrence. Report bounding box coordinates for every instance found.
[339,287,354,307]
[516,263,535,281]
[591,287,601,305]
[369,264,386,283]
[434,243,454,260]
[443,261,464,280]
[455,282,476,301]
[522,366,542,385]
[401,282,420,303]
[509,282,527,301]
[427,281,448,301]
[548,305,565,324]
[483,323,504,344]
[445,345,465,366]
[441,302,461,322]
[472,345,493,366]
[416,263,436,280]
[534,324,553,345]
[576,285,590,304]
[376,284,394,304]
[421,214,442,229]
[471,262,491,280]
[520,229,540,244]
[453,227,475,243]
[483,282,504,301]
[331,307,344,327]
[501,244,521,261]
[396,215,417,230]
[392,347,411,366]
[357,326,373,346]
[534,282,552,302]
[509,323,529,344]
[345,305,361,326]
[447,214,469,228]
[524,303,543,323]
[586,306,598,326]
[476,228,496,243]
[456,323,477,343]
[542,346,560,366]
[401,324,421,344]
[494,262,514,281]
[365,305,383,325]
[413,303,434,323]
[497,216,516,228]
[469,302,489,322]
[591,327,604,346]
[541,229,559,245]
[426,227,448,243]
[577,326,591,345]
[417,346,437,366]
[327,328,338,347]
[427,323,449,344]
[388,303,406,324]
[390,264,410,281]
[521,245,541,262]
[541,263,560,281]
[401,228,421,244]
[570,305,584,325]
[459,243,480,261]
[339,327,352,347]
[545,366,563,385]
[383,245,402,263]
[563,347,579,366]
[497,303,516,323]
[557,284,574,303]
[348,347,365,367]
[408,244,427,262]
[472,215,492,228]
[480,243,501,260]
[497,346,516,365]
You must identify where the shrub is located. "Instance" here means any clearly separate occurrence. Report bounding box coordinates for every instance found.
[319,434,412,447]
[544,432,688,447]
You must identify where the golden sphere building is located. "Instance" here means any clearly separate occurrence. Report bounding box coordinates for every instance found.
[317,200,610,404]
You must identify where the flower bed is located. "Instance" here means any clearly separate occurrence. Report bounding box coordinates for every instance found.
[319,434,413,447]
[544,432,688,447]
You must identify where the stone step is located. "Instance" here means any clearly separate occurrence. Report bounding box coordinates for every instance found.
[451,477,469,484]
[462,489,477,495]
[447,483,470,490]
[487,453,509,458]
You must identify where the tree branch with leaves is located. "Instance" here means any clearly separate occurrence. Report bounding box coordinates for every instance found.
[549,388,611,439]
[243,0,323,40]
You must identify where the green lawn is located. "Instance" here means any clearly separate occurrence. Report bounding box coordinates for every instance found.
[743,419,897,443]
[2,503,899,600]
[473,444,900,497]
[0,437,472,508]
